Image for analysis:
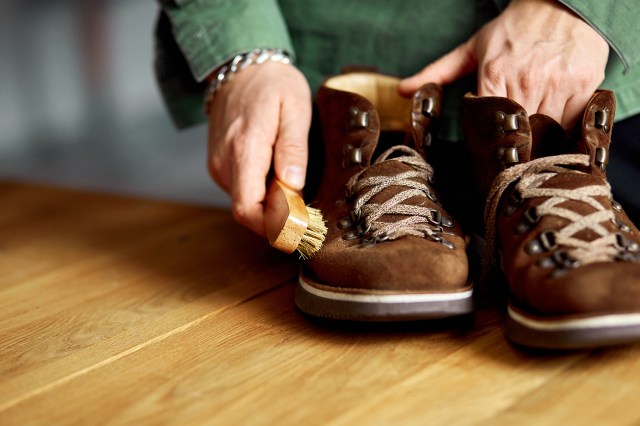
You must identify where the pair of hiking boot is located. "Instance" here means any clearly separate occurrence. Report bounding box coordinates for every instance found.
[295,71,640,349]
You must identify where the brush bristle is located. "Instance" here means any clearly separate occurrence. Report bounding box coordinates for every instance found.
[296,206,327,260]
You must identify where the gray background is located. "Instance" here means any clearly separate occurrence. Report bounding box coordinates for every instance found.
[0,0,229,207]
[2,0,637,222]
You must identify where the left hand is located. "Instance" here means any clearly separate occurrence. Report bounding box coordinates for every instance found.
[397,0,610,129]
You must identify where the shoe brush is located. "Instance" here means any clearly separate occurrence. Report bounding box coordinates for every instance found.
[264,179,327,259]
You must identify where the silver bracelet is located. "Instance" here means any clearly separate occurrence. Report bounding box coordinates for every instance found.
[203,48,292,114]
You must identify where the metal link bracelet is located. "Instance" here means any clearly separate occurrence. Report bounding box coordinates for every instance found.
[203,48,292,114]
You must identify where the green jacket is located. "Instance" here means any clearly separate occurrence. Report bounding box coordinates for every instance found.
[155,0,640,142]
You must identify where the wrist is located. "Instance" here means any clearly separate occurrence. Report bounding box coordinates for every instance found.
[204,48,293,114]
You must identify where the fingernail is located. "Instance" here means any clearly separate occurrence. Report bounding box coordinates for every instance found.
[284,166,305,189]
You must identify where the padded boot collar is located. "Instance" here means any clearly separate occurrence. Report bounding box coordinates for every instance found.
[318,72,443,162]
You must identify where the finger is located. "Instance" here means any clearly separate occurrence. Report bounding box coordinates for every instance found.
[398,38,477,96]
[273,96,312,191]
[207,129,233,194]
[230,119,278,237]
[561,92,594,129]
[207,149,232,193]
[505,77,541,117]
[477,57,507,97]
[207,92,235,193]
[505,63,554,115]
[537,92,567,124]
[231,135,272,237]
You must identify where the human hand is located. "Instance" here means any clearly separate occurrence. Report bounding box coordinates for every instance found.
[398,0,609,128]
[207,61,312,236]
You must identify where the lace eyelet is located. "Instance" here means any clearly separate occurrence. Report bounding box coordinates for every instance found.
[594,146,609,171]
[594,109,610,133]
[616,252,640,262]
[503,188,524,216]
[537,250,579,271]
[337,216,352,229]
[349,210,360,224]
[424,231,443,242]
[349,107,370,129]
[342,231,358,241]
[611,200,623,212]
[356,222,371,237]
[524,230,556,255]
[427,210,442,226]
[552,250,580,269]
[515,206,540,234]
[616,233,640,253]
[441,239,455,250]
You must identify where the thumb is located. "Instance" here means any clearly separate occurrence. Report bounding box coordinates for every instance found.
[398,38,478,97]
[273,98,311,191]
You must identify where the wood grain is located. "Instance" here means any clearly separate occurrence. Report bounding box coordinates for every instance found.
[1,181,640,425]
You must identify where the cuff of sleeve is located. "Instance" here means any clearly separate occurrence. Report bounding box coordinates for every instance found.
[557,0,640,72]
[164,0,295,82]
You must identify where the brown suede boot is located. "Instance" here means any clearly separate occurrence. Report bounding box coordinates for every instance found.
[296,72,472,321]
[462,90,640,349]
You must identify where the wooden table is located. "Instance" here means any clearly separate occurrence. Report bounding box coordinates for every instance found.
[1,181,639,425]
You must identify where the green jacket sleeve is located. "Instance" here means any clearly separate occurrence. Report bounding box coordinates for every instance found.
[155,0,295,128]
[492,0,640,72]
[557,0,640,71]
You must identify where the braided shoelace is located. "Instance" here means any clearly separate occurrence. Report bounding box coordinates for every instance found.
[484,153,620,270]
[345,145,448,245]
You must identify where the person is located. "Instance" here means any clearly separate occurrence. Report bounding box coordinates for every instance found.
[154,0,640,236]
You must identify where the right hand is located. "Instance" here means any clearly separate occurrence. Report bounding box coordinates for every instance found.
[207,61,312,236]
[397,0,608,129]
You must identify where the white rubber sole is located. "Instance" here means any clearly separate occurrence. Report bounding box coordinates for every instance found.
[507,304,640,349]
[295,275,474,322]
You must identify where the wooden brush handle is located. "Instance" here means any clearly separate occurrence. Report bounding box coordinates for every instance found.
[264,179,309,254]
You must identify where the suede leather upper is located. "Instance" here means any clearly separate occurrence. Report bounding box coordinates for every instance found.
[463,91,640,317]
[302,74,470,294]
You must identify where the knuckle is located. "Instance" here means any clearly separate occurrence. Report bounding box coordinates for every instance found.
[577,69,603,90]
[546,72,561,91]
[207,155,228,189]
[484,59,503,81]
[207,154,222,179]
[278,136,307,155]
[225,116,245,136]
[482,59,504,88]
[231,202,251,226]
[563,62,602,91]
[518,68,537,92]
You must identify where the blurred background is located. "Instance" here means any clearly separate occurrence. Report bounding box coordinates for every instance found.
[2,0,637,222]
[0,0,228,206]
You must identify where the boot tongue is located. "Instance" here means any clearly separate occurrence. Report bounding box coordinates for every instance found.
[369,81,443,162]
[526,94,619,246]
[529,90,615,173]
[360,82,440,220]
[529,114,576,159]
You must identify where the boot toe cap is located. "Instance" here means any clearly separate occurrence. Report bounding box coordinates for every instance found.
[306,235,469,293]
[521,262,640,315]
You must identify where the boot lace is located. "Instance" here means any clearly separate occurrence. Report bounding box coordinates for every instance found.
[345,145,452,246]
[484,153,624,269]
